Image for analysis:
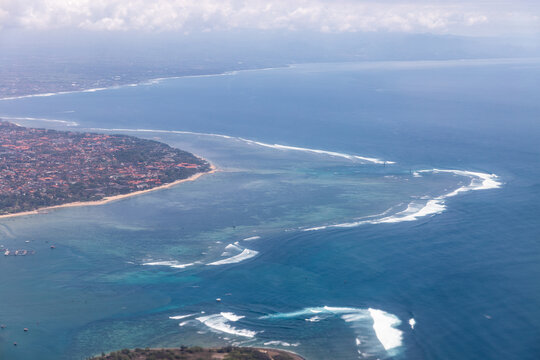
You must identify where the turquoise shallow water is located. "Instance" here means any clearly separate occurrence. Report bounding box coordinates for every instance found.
[0,59,539,359]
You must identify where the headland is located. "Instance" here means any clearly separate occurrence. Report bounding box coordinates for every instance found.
[89,346,304,360]
[0,121,214,218]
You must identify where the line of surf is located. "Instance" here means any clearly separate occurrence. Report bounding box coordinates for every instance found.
[142,239,259,269]
[0,65,291,102]
[261,306,403,352]
[0,115,79,127]
[142,261,195,269]
[196,312,257,338]
[87,127,393,165]
[4,59,537,102]
[207,248,259,266]
[169,313,199,320]
[304,169,501,231]
[239,138,393,164]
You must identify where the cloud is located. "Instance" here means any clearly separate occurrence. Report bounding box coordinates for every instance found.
[0,0,538,35]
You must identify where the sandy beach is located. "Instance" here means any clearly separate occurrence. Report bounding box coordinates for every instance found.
[0,164,216,220]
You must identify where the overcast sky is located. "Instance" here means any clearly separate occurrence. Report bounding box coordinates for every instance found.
[0,0,539,36]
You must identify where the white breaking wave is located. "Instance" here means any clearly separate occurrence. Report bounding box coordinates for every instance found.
[0,66,290,102]
[368,308,403,351]
[0,90,80,101]
[85,127,393,165]
[239,138,393,165]
[221,312,245,321]
[224,243,243,252]
[169,313,197,320]
[88,127,235,140]
[262,306,403,353]
[142,261,195,269]
[243,236,261,241]
[304,169,501,231]
[421,169,501,195]
[196,313,257,338]
[0,86,123,101]
[263,341,300,347]
[207,248,258,266]
[0,115,79,127]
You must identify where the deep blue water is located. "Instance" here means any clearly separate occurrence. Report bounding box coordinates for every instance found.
[0,59,539,360]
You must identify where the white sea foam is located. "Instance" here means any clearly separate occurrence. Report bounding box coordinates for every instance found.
[87,127,393,165]
[368,308,403,351]
[0,115,79,127]
[243,236,261,241]
[220,312,245,321]
[374,199,446,224]
[420,169,502,195]
[0,91,75,101]
[261,306,360,319]
[0,86,116,101]
[224,243,243,252]
[207,248,258,266]
[305,169,501,231]
[196,313,257,338]
[263,341,299,347]
[82,87,108,93]
[239,139,392,164]
[409,318,416,329]
[142,261,195,269]
[88,127,234,140]
[169,313,197,320]
[305,316,322,322]
[306,199,445,230]
[0,66,292,102]
[262,306,403,353]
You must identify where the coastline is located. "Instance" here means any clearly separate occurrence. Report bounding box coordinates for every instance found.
[0,164,216,220]
[0,65,290,102]
[92,346,305,360]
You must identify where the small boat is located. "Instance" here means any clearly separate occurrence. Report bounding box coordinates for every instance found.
[23,328,28,332]
[50,245,56,249]
[25,240,30,243]
[4,250,9,256]
[216,298,222,302]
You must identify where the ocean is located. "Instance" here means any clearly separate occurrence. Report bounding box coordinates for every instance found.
[0,59,539,360]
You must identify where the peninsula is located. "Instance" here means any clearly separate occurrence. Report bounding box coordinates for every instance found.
[90,346,304,360]
[0,121,213,216]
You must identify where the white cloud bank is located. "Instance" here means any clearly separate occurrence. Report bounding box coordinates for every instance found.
[0,0,538,35]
